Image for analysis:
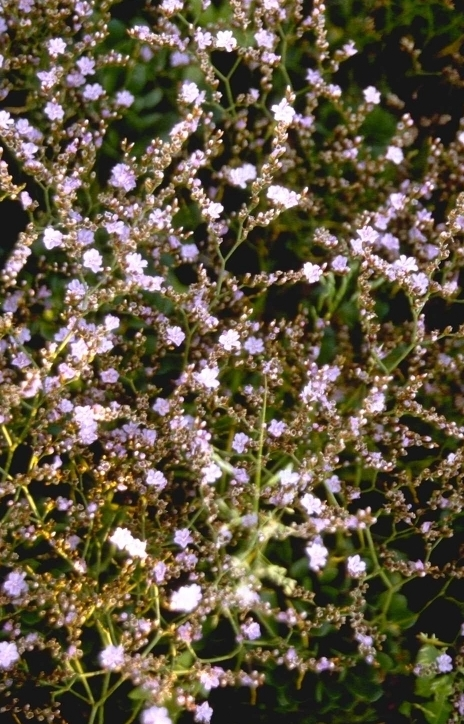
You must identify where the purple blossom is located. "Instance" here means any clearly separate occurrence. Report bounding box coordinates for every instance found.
[0,642,20,670]
[109,163,136,192]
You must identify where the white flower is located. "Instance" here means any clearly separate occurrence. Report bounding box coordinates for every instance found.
[99,644,125,671]
[141,706,172,724]
[363,86,381,104]
[267,184,300,208]
[271,98,295,124]
[0,641,20,670]
[170,583,202,612]
[347,554,366,577]
[215,31,237,52]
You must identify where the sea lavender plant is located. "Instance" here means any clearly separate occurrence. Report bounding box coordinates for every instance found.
[1,1,464,723]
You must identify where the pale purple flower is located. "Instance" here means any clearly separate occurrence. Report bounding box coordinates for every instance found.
[436,652,453,673]
[267,419,287,437]
[170,583,202,612]
[153,561,167,584]
[195,28,213,49]
[199,668,223,691]
[410,272,429,295]
[235,584,260,607]
[201,462,222,484]
[301,493,323,516]
[47,37,67,56]
[165,326,185,346]
[218,329,241,351]
[271,98,295,124]
[363,86,381,104]
[100,368,119,383]
[115,90,134,107]
[82,249,103,273]
[386,145,404,164]
[342,40,357,57]
[76,57,95,75]
[43,227,63,250]
[232,432,250,454]
[179,81,203,104]
[279,469,299,487]
[332,255,349,273]
[347,554,366,577]
[160,0,183,14]
[255,29,275,49]
[306,538,328,571]
[146,469,168,490]
[267,184,300,208]
[215,30,237,52]
[20,191,33,209]
[244,336,264,354]
[99,644,125,671]
[174,528,193,549]
[109,163,136,192]
[125,252,148,274]
[140,705,172,724]
[194,702,213,724]
[302,262,323,283]
[109,527,147,559]
[227,163,257,188]
[204,201,223,220]
[0,642,20,670]
[241,621,261,640]
[315,656,335,672]
[152,398,170,416]
[194,365,220,390]
[82,83,104,101]
[44,101,64,121]
[3,571,28,597]
[179,243,199,262]
[306,68,323,85]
